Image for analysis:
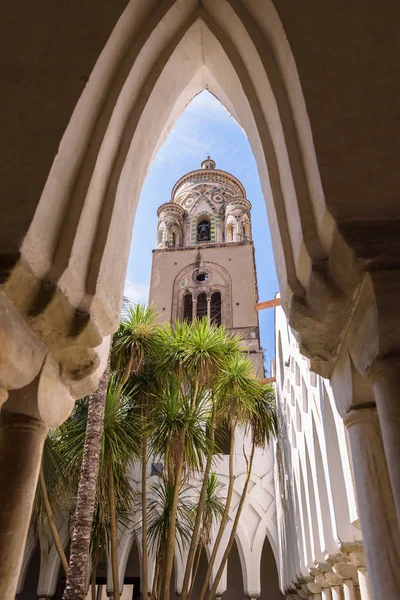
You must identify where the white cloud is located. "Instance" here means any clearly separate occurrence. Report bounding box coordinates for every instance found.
[123,277,149,306]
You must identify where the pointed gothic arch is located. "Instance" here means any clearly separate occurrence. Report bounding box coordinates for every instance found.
[1,0,359,402]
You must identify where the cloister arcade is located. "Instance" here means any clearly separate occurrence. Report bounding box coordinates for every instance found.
[1,1,400,598]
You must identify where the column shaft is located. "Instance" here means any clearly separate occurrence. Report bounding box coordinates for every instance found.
[321,589,332,600]
[345,406,400,599]
[192,299,197,322]
[372,359,400,525]
[343,580,356,600]
[331,586,342,600]
[357,569,371,600]
[0,410,47,598]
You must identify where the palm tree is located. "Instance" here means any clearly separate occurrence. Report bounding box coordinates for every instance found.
[112,303,160,600]
[160,319,241,600]
[147,476,194,600]
[62,296,134,600]
[62,360,110,600]
[32,432,70,577]
[197,354,272,600]
[206,383,277,600]
[148,372,212,600]
[60,374,140,600]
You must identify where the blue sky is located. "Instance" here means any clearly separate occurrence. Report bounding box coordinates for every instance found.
[124,91,278,371]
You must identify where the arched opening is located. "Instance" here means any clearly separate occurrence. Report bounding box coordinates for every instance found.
[122,538,141,600]
[197,219,211,243]
[241,221,249,240]
[210,291,221,326]
[260,536,284,600]
[226,222,234,242]
[171,231,177,247]
[18,544,40,600]
[225,539,244,600]
[189,549,210,599]
[196,292,207,320]
[183,293,193,322]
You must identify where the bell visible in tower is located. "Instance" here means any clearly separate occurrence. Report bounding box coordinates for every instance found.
[197,219,211,242]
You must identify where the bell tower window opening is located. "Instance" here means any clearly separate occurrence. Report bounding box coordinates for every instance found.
[183,293,193,322]
[210,292,222,326]
[171,231,176,247]
[196,292,208,319]
[197,219,211,242]
[227,222,233,242]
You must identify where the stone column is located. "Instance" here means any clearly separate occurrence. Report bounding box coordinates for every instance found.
[331,586,342,600]
[206,296,211,323]
[370,357,400,525]
[321,589,332,600]
[0,380,48,599]
[342,580,356,600]
[344,406,400,599]
[357,569,371,600]
[192,297,197,322]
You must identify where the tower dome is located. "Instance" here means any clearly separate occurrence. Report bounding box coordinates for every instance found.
[166,158,251,246]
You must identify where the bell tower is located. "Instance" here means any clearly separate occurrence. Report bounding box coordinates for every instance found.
[149,157,263,374]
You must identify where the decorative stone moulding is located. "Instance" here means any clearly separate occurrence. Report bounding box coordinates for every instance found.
[225,197,252,214]
[156,202,185,219]
[171,168,246,201]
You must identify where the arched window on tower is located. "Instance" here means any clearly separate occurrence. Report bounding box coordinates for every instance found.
[171,231,176,247]
[210,291,221,326]
[241,220,249,240]
[196,292,208,319]
[183,293,193,322]
[226,222,233,242]
[197,219,211,242]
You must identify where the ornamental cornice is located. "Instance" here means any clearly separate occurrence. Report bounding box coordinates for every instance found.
[225,197,252,212]
[156,202,185,218]
[171,168,246,200]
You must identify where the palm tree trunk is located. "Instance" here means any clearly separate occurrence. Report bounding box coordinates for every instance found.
[109,461,121,600]
[206,440,256,600]
[39,465,69,576]
[151,550,160,600]
[187,541,202,600]
[141,419,149,600]
[197,423,236,600]
[181,412,215,600]
[162,443,185,600]
[63,363,109,600]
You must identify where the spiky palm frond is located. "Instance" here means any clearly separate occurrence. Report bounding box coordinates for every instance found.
[112,303,160,379]
[181,319,241,386]
[214,352,261,429]
[147,477,194,559]
[149,376,213,477]
[250,383,277,448]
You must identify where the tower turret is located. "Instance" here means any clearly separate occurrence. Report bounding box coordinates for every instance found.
[156,202,185,248]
